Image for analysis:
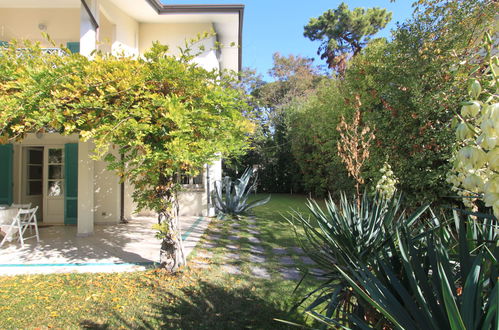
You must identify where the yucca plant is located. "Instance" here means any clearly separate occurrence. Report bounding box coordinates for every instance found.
[287,192,429,327]
[212,168,270,217]
[338,210,498,329]
[289,192,498,328]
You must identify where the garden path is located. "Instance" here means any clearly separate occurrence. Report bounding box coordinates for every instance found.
[189,215,325,281]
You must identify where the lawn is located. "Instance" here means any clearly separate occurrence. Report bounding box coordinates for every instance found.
[0,194,325,329]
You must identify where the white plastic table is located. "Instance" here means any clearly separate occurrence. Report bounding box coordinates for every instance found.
[0,207,18,225]
[0,207,20,242]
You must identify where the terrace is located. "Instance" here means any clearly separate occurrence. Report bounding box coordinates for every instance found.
[0,215,210,275]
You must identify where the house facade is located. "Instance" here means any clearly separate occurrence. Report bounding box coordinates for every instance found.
[0,0,243,236]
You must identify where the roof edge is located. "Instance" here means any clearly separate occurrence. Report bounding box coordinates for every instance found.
[144,0,244,71]
[145,0,244,14]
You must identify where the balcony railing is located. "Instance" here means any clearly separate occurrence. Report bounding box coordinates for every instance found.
[0,45,76,57]
[41,48,68,56]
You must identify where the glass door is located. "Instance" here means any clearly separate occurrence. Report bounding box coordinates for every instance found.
[47,149,64,197]
[43,147,65,223]
[22,147,43,220]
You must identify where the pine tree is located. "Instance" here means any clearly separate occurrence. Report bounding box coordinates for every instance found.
[304,2,391,72]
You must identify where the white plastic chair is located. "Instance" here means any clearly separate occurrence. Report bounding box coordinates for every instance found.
[19,206,39,246]
[0,206,39,248]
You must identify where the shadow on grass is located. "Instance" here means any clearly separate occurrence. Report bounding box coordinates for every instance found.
[80,320,111,329]
[113,279,308,329]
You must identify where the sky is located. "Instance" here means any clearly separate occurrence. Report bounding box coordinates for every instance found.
[164,1,416,80]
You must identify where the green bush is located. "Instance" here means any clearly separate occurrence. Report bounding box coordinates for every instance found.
[289,192,498,328]
[287,193,428,326]
[339,210,498,329]
[286,0,497,205]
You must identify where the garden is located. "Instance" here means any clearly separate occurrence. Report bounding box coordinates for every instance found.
[0,0,498,329]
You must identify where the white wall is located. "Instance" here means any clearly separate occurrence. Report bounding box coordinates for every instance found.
[124,183,207,218]
[93,157,120,224]
[0,8,80,46]
[98,9,115,53]
[123,162,222,219]
[77,140,94,235]
[99,0,139,57]
[139,22,220,71]
[12,134,121,230]
[204,159,221,217]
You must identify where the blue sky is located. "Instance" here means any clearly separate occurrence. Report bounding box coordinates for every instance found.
[164,1,415,80]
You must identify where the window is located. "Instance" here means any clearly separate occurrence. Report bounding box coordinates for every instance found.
[26,148,43,196]
[178,170,203,189]
[47,148,64,197]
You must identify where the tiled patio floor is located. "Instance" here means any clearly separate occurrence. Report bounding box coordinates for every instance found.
[0,216,211,275]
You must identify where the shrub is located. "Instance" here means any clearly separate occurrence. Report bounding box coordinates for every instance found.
[339,210,498,329]
[288,192,498,328]
[447,32,499,218]
[212,168,270,217]
[287,192,428,326]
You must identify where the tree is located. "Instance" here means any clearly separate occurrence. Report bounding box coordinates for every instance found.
[304,2,391,72]
[290,0,496,204]
[0,39,252,272]
[225,54,325,194]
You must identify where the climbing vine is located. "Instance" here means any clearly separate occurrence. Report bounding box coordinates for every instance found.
[0,38,253,270]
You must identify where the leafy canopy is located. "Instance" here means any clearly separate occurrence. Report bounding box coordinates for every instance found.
[0,38,253,213]
[225,54,325,194]
[304,2,391,71]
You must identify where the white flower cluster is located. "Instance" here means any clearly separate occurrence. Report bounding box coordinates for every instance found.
[376,162,398,199]
[447,73,499,217]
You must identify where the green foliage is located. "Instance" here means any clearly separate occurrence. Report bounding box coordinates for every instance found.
[289,0,497,205]
[447,32,499,217]
[0,39,252,216]
[289,192,498,328]
[338,211,498,329]
[225,54,325,194]
[287,193,427,327]
[212,168,271,216]
[304,2,391,71]
[286,79,354,197]
[355,0,497,206]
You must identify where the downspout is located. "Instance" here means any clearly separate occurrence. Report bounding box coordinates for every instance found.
[120,153,126,223]
[120,181,125,223]
[81,0,99,30]
[206,164,211,217]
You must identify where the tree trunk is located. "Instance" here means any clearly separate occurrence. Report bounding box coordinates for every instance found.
[156,172,186,272]
[158,210,185,272]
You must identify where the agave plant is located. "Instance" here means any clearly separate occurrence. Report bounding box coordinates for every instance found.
[212,168,270,217]
[287,192,428,326]
[289,190,499,328]
[338,210,498,329]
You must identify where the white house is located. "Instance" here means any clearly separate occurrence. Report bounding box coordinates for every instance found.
[0,0,244,236]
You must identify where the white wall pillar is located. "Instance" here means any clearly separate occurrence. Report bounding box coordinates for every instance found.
[77,141,94,236]
[80,0,99,57]
[206,158,222,217]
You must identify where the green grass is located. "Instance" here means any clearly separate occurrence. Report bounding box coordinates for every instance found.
[0,194,323,329]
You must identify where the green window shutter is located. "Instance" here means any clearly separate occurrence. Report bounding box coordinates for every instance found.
[66,42,80,54]
[0,144,13,205]
[64,143,78,225]
[0,41,8,47]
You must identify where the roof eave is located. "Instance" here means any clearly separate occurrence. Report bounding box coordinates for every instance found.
[144,0,244,71]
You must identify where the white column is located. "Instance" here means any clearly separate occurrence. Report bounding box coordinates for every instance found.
[80,0,99,57]
[206,158,222,217]
[77,141,94,236]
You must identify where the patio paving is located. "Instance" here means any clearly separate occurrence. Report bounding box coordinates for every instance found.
[0,215,211,275]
